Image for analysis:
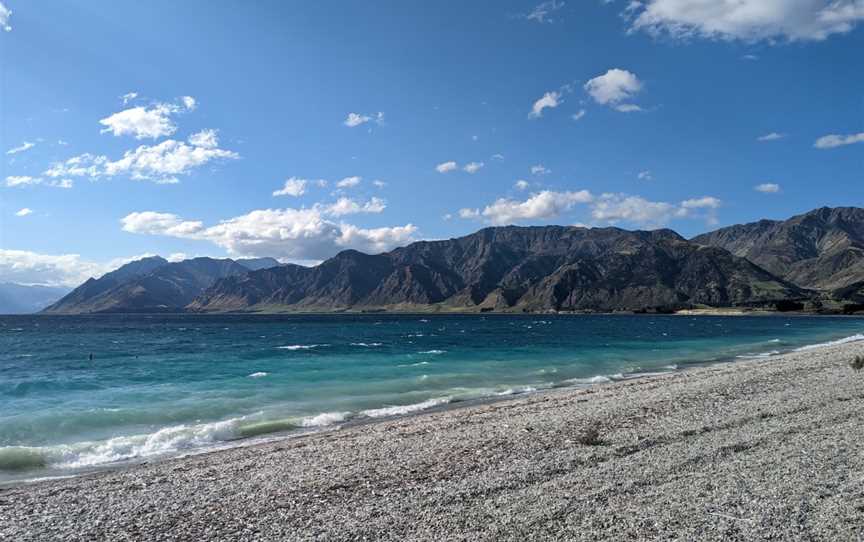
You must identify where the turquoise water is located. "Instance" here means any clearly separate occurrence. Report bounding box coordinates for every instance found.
[1,314,862,483]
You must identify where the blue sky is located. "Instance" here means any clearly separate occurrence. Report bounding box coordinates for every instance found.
[1,0,863,286]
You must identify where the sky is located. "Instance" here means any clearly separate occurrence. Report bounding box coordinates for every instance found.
[1,0,863,286]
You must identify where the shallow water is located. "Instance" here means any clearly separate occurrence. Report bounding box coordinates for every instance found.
[1,313,862,483]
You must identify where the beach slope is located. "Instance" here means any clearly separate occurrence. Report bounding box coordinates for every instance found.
[3,342,864,541]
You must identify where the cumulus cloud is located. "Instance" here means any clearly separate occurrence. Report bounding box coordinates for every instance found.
[5,175,42,187]
[45,130,237,184]
[757,132,786,141]
[372,180,387,188]
[7,141,35,155]
[478,190,594,225]
[592,193,721,227]
[814,132,864,149]
[515,179,530,190]
[755,183,781,193]
[436,161,458,173]
[0,249,110,287]
[50,179,74,189]
[344,112,384,128]
[529,91,562,118]
[628,0,864,42]
[463,161,485,174]
[121,207,417,261]
[523,0,565,23]
[99,97,196,140]
[273,177,309,197]
[0,2,10,32]
[15,208,33,217]
[336,176,362,188]
[584,69,643,110]
[319,197,386,217]
[458,208,481,219]
[637,170,653,181]
[121,92,139,105]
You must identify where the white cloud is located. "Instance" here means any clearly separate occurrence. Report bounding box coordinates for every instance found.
[181,96,197,111]
[436,161,458,173]
[99,104,178,140]
[592,193,721,227]
[320,197,386,217]
[680,196,721,209]
[757,132,786,141]
[15,208,33,217]
[614,104,643,113]
[463,161,485,174]
[372,179,387,188]
[529,91,562,118]
[571,109,586,121]
[44,153,108,179]
[5,175,42,187]
[273,177,309,197]
[530,164,550,175]
[479,190,594,225]
[491,153,505,160]
[524,0,565,23]
[628,0,864,42]
[755,183,781,193]
[188,129,218,148]
[584,69,643,109]
[47,131,238,184]
[49,179,73,189]
[122,207,417,261]
[637,170,653,181]
[0,1,10,32]
[0,249,109,287]
[344,112,384,128]
[458,208,481,219]
[7,141,35,155]
[814,132,864,149]
[515,179,530,190]
[743,54,759,61]
[336,176,362,188]
[121,92,139,105]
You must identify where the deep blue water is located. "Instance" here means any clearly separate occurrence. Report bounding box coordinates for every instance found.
[1,313,862,483]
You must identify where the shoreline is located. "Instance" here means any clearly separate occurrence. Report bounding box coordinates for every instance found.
[3,340,864,540]
[3,324,861,488]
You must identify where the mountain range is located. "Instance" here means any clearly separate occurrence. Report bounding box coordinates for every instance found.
[34,206,864,315]
[0,283,71,314]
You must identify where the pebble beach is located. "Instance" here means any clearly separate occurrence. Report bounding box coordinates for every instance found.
[3,341,864,541]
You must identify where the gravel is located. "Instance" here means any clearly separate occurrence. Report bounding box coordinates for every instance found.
[3,342,864,541]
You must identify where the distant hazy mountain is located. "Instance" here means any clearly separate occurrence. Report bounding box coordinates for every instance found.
[0,283,71,314]
[190,226,805,313]
[692,207,864,301]
[43,257,257,314]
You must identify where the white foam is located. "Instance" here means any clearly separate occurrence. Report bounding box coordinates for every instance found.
[418,349,446,355]
[736,350,780,359]
[276,344,327,350]
[566,375,612,385]
[248,372,269,378]
[794,333,864,352]
[300,412,350,427]
[360,397,451,418]
[350,342,383,347]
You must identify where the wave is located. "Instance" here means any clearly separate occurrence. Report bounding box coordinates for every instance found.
[248,372,269,378]
[360,397,451,418]
[350,342,383,347]
[418,350,446,355]
[301,412,350,427]
[566,375,613,385]
[736,350,781,359]
[276,344,327,350]
[794,333,864,352]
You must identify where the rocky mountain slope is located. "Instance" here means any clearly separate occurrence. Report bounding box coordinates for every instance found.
[189,226,806,313]
[43,257,280,314]
[692,207,864,301]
